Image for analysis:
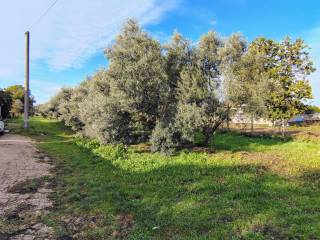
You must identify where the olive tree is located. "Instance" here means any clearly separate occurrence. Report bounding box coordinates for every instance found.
[105,19,168,133]
[175,31,223,145]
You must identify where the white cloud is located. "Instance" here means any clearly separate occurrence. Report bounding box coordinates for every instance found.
[305,25,320,105]
[150,31,172,43]
[31,79,61,104]
[0,0,179,81]
[209,19,218,26]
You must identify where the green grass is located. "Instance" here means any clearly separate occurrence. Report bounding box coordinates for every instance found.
[8,117,320,239]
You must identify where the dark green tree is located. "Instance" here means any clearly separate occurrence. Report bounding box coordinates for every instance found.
[0,89,12,119]
[251,37,315,135]
[5,85,35,116]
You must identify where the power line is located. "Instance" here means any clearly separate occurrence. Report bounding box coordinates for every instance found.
[28,0,59,30]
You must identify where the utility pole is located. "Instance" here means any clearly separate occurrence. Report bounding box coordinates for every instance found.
[24,31,30,129]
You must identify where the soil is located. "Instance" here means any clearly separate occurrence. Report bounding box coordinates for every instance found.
[0,134,54,240]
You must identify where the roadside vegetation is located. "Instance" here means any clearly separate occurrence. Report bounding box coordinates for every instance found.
[8,117,320,239]
[2,18,319,239]
[37,19,316,154]
[0,85,35,119]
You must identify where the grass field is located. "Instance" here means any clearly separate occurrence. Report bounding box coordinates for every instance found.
[8,117,320,239]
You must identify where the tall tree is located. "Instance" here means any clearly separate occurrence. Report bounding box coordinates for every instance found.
[10,99,23,117]
[46,88,73,119]
[37,19,317,152]
[77,71,131,143]
[219,34,247,129]
[5,85,35,116]
[150,32,193,153]
[5,85,24,101]
[251,37,315,135]
[175,31,223,144]
[161,31,193,123]
[105,19,168,132]
[0,89,12,119]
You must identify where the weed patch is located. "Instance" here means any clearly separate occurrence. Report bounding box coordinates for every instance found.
[8,177,46,194]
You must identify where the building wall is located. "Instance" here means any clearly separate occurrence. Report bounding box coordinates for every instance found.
[230,109,272,126]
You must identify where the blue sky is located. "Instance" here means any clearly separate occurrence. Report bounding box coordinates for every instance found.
[0,0,319,105]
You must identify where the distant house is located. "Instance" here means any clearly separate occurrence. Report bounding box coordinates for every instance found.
[288,113,320,126]
[231,108,272,126]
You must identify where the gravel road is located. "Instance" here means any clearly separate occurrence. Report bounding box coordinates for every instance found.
[0,134,54,239]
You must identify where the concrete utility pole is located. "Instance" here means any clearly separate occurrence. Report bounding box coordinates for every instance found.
[24,31,30,129]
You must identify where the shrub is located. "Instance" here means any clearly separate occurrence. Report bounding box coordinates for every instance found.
[93,144,128,160]
[84,139,101,150]
[193,130,206,146]
[75,137,128,160]
[75,138,101,151]
[150,122,178,155]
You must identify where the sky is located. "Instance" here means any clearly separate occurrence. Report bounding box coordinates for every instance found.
[0,0,319,105]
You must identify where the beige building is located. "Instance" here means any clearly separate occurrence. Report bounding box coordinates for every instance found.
[230,108,272,126]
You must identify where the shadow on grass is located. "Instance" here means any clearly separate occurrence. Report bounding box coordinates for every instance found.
[8,117,74,141]
[11,118,320,239]
[211,131,292,152]
[53,150,320,239]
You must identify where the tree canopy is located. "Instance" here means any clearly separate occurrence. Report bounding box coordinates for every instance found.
[3,85,35,117]
[38,19,316,153]
[0,89,12,119]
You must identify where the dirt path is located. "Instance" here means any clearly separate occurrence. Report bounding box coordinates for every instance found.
[0,134,54,240]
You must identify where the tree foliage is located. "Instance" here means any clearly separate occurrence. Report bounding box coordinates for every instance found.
[5,85,35,117]
[0,89,12,119]
[105,19,168,132]
[0,85,35,119]
[39,19,316,153]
